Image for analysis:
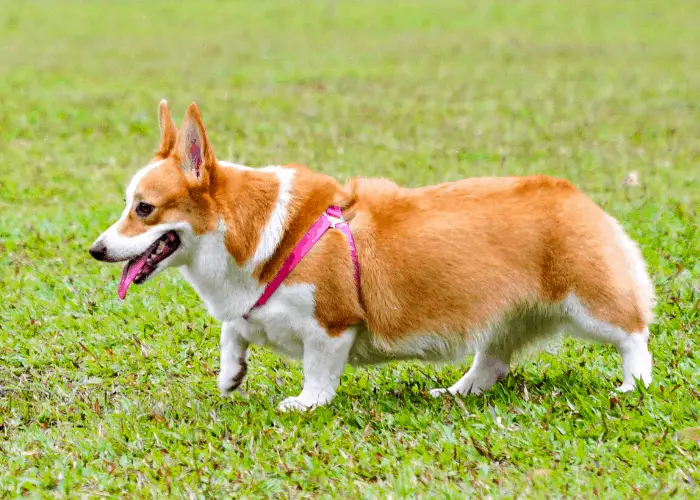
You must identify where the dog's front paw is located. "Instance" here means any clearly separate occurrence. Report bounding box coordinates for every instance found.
[277,390,335,412]
[429,388,449,398]
[615,383,637,394]
[218,359,248,396]
[277,396,312,412]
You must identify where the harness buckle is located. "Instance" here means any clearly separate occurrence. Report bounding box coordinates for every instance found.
[324,212,344,228]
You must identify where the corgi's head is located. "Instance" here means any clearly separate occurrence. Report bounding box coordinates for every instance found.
[89,100,220,299]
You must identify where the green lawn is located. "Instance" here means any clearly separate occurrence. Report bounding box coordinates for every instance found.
[1,0,699,497]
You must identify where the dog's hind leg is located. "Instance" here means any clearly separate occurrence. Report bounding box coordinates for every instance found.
[429,348,510,397]
[564,295,652,392]
[560,214,654,392]
[429,319,519,397]
[617,328,652,392]
[430,307,565,397]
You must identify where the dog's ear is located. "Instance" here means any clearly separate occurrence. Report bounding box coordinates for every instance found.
[175,102,216,186]
[155,99,177,159]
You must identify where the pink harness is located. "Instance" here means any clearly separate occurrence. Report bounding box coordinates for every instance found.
[243,206,360,320]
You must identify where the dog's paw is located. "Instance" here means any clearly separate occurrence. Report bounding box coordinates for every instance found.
[429,388,449,398]
[615,383,637,394]
[277,396,313,412]
[615,374,650,394]
[218,380,239,397]
[218,361,248,396]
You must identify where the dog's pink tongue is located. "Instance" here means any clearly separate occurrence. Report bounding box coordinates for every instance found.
[117,254,148,300]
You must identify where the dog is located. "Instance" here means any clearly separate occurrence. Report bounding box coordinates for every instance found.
[89,100,655,411]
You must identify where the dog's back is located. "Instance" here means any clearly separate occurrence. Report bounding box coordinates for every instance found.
[343,175,652,341]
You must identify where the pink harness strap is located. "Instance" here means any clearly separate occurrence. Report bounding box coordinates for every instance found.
[243,206,360,320]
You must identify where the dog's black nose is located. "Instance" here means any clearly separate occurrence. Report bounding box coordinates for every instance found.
[89,244,107,261]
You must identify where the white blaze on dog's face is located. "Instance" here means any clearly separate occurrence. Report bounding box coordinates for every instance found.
[89,100,219,299]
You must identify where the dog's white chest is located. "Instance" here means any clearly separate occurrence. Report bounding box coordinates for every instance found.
[178,230,259,321]
[243,284,321,359]
[180,236,321,360]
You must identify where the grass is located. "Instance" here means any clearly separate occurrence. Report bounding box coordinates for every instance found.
[0,0,699,497]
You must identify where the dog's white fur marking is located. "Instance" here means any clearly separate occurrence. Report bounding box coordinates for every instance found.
[605,214,656,324]
[124,160,165,215]
[563,294,652,391]
[217,161,296,272]
[245,167,295,272]
[179,221,261,321]
[97,158,655,411]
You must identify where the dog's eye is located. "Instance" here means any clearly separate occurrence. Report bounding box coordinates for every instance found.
[135,202,155,218]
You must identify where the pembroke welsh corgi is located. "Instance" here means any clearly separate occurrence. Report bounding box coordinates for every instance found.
[89,100,655,411]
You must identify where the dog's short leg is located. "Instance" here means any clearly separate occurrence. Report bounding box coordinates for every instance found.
[218,321,250,396]
[430,349,510,397]
[277,328,355,412]
[616,329,652,392]
[564,296,652,393]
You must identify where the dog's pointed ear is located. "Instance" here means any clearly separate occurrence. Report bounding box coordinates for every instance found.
[175,102,216,185]
[155,99,177,158]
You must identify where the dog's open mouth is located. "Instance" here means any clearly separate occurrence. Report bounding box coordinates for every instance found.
[118,231,180,300]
